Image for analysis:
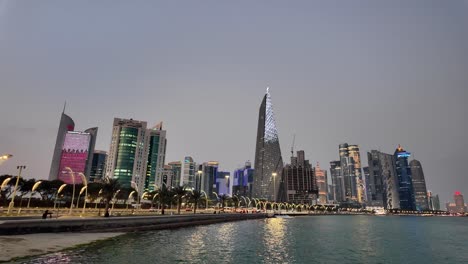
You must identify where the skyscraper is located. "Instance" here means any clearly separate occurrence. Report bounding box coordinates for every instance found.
[216,171,231,196]
[283,150,318,204]
[89,150,107,183]
[394,145,416,211]
[335,143,364,203]
[57,131,91,184]
[49,109,75,180]
[253,88,283,201]
[168,161,182,187]
[181,156,196,188]
[367,150,400,209]
[144,122,167,191]
[410,159,429,211]
[200,161,219,197]
[105,118,148,192]
[329,160,342,203]
[315,162,328,204]
[233,161,254,198]
[84,127,98,179]
[446,191,466,213]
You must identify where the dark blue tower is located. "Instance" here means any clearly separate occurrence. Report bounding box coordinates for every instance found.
[394,145,416,210]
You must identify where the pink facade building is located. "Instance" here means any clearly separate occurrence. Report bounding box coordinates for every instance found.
[57,131,91,184]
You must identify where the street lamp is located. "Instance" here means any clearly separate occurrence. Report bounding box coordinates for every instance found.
[272,172,277,202]
[197,169,202,192]
[27,181,42,209]
[110,189,121,215]
[77,185,87,216]
[200,190,208,210]
[0,154,13,161]
[95,189,103,209]
[127,191,136,210]
[7,165,26,215]
[78,173,88,215]
[54,183,67,211]
[64,167,76,215]
[1,177,12,190]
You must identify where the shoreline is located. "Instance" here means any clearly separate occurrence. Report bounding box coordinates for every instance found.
[0,232,125,262]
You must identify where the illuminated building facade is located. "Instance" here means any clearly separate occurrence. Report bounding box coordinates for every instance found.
[144,122,167,191]
[168,161,182,187]
[314,162,328,204]
[446,191,466,213]
[200,161,219,197]
[329,160,342,203]
[283,151,318,204]
[233,161,254,198]
[181,156,196,189]
[394,145,416,210]
[334,143,364,203]
[216,171,231,196]
[89,150,107,183]
[105,118,148,192]
[58,131,91,184]
[410,159,429,211]
[49,110,75,180]
[253,88,284,201]
[161,165,175,188]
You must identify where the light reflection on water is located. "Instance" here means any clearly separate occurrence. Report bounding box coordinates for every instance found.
[15,216,468,264]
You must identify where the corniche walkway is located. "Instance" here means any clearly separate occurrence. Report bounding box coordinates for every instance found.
[0,213,267,262]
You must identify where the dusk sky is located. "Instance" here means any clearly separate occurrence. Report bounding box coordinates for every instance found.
[1,1,467,203]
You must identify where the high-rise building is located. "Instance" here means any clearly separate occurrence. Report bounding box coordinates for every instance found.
[57,131,92,184]
[84,127,98,179]
[446,191,466,213]
[283,150,318,204]
[216,171,231,196]
[334,143,364,203]
[253,88,284,201]
[394,145,416,211]
[410,159,429,211]
[105,118,148,192]
[232,161,254,198]
[180,156,196,189]
[363,166,371,202]
[161,165,175,188]
[433,194,440,210]
[144,122,167,191]
[367,150,400,209]
[49,109,75,180]
[348,145,366,203]
[315,162,328,204]
[167,161,182,187]
[200,161,219,197]
[89,150,107,183]
[329,160,342,203]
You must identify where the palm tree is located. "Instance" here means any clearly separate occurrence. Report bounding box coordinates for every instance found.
[172,186,187,215]
[231,196,240,210]
[188,190,203,214]
[219,194,230,212]
[101,177,121,217]
[154,185,171,215]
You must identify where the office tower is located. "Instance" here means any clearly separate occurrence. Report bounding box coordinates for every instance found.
[363,167,371,202]
[200,161,219,196]
[433,194,440,210]
[329,160,342,203]
[233,161,254,198]
[216,171,231,196]
[84,127,98,179]
[49,109,75,180]
[105,118,148,192]
[367,150,400,209]
[180,156,196,189]
[57,131,92,184]
[161,165,175,188]
[327,184,334,202]
[315,162,328,204]
[348,145,365,203]
[168,161,182,187]
[427,191,434,210]
[447,191,466,213]
[283,150,318,204]
[394,145,416,210]
[337,144,364,203]
[410,159,429,211]
[89,150,107,183]
[144,122,167,191]
[253,88,284,201]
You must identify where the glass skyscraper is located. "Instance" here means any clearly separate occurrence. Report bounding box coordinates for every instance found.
[89,150,107,183]
[49,110,75,180]
[253,88,283,202]
[410,159,429,211]
[144,122,167,191]
[394,145,416,210]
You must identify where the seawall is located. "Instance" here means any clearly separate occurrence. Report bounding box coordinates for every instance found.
[0,213,268,235]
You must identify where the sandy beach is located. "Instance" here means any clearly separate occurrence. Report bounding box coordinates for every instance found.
[0,232,124,262]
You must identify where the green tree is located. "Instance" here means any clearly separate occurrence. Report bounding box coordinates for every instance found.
[173,186,187,215]
[156,185,171,215]
[220,194,230,211]
[188,190,203,214]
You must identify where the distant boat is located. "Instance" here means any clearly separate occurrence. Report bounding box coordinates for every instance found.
[275,214,293,219]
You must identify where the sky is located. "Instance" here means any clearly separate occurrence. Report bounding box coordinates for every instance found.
[0,0,467,204]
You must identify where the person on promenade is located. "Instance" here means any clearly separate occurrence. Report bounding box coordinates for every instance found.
[42,210,52,219]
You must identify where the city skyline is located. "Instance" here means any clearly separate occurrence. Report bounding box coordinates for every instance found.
[1,1,467,204]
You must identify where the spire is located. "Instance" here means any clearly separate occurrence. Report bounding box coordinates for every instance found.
[62,101,67,114]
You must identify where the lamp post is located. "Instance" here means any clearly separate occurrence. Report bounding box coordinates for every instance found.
[131,181,139,209]
[95,189,103,210]
[200,191,208,209]
[272,172,277,202]
[127,191,135,210]
[1,177,12,190]
[54,183,67,217]
[197,170,202,192]
[64,167,76,215]
[212,192,219,208]
[0,154,13,163]
[7,165,26,215]
[78,173,88,215]
[27,181,42,209]
[110,189,121,215]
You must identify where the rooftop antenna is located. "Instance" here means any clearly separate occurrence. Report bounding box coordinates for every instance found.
[291,134,296,158]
